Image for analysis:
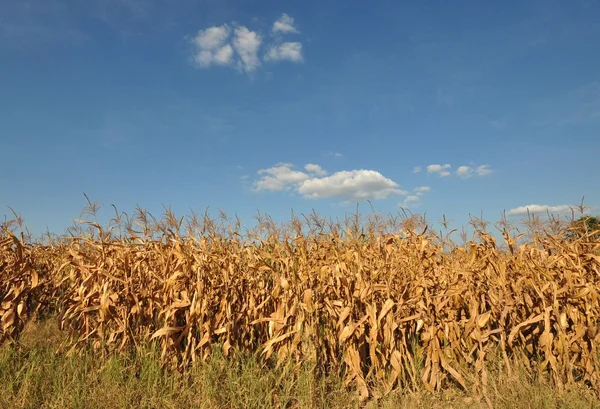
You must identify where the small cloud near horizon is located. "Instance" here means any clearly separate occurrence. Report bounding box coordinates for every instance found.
[400,186,430,208]
[414,163,492,178]
[507,204,574,216]
[253,163,406,202]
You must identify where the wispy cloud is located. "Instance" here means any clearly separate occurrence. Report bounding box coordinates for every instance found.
[253,163,406,201]
[455,164,492,178]
[325,152,344,158]
[93,0,152,37]
[489,119,509,129]
[530,81,600,127]
[475,164,492,176]
[436,88,455,107]
[0,0,88,47]
[272,13,299,34]
[401,186,430,208]
[507,204,573,216]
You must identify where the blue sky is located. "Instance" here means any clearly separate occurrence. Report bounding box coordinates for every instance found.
[1,0,599,236]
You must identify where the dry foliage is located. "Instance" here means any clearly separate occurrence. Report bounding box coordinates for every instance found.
[1,205,600,402]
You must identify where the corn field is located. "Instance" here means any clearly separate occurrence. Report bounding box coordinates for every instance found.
[1,205,600,401]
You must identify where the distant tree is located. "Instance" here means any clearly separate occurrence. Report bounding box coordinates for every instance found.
[566,216,600,241]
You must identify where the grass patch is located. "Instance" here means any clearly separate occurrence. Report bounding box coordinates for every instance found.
[0,318,598,409]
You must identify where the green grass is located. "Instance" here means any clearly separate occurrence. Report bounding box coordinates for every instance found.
[0,318,598,409]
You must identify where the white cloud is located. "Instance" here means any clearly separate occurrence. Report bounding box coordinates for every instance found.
[190,24,262,73]
[192,24,234,67]
[213,44,234,64]
[272,13,298,34]
[194,25,230,49]
[304,163,327,176]
[254,163,405,201]
[456,165,473,178]
[401,195,421,207]
[265,42,303,63]
[421,163,492,178]
[191,14,304,74]
[254,163,310,191]
[476,164,492,176]
[400,186,430,208]
[299,170,405,200]
[233,26,262,73]
[427,164,451,174]
[507,204,573,216]
[334,152,343,157]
